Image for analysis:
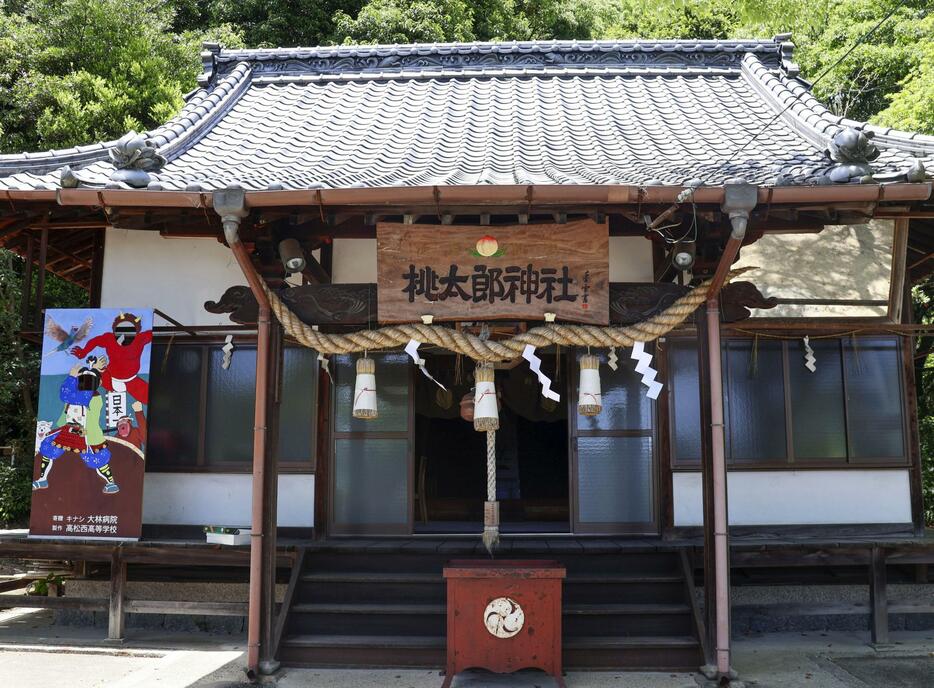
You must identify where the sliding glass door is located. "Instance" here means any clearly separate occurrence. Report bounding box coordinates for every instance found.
[570,349,658,534]
[330,353,413,535]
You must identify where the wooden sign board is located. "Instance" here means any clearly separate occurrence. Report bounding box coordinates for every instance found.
[377,220,609,324]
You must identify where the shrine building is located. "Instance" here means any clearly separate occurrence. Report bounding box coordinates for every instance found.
[0,37,932,681]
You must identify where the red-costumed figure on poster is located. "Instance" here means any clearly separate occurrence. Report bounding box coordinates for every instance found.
[70,312,152,405]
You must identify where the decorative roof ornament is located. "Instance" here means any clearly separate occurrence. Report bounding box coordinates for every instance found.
[108,132,166,188]
[905,158,927,183]
[824,127,879,183]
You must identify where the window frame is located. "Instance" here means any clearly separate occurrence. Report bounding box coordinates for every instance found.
[328,352,414,536]
[147,335,317,474]
[667,334,910,471]
[569,348,660,535]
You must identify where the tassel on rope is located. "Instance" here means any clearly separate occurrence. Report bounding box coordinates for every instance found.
[577,352,602,416]
[473,365,499,432]
[352,356,378,419]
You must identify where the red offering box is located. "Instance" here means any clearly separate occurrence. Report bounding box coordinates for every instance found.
[442,559,566,688]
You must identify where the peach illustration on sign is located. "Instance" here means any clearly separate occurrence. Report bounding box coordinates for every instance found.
[470,235,505,258]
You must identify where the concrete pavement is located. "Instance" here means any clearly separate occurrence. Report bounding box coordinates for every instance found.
[0,606,932,687]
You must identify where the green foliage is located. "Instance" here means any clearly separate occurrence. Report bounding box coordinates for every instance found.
[874,13,934,135]
[205,0,365,47]
[0,0,244,154]
[26,572,65,596]
[0,462,31,527]
[0,249,86,526]
[606,0,740,40]
[333,0,476,44]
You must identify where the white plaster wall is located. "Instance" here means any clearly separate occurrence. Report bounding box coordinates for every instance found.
[142,473,315,527]
[673,470,912,526]
[333,235,653,284]
[333,238,377,283]
[101,228,246,326]
[609,236,654,282]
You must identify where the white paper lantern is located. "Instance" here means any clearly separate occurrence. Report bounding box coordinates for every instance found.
[473,365,499,432]
[577,353,602,416]
[352,357,378,419]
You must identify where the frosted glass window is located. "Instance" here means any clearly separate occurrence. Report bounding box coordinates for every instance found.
[669,341,701,465]
[725,340,786,462]
[845,338,904,459]
[577,436,653,523]
[205,346,256,464]
[577,350,651,431]
[334,353,409,433]
[278,347,317,462]
[149,343,202,467]
[789,339,847,459]
[334,439,409,526]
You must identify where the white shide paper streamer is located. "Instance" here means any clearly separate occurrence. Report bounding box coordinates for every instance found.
[317,352,334,383]
[607,346,619,371]
[522,344,561,401]
[221,334,234,370]
[803,336,816,373]
[405,340,446,390]
[631,340,663,400]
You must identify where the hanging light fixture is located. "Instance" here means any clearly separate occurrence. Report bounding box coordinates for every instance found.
[672,241,695,271]
[352,356,378,419]
[473,365,499,432]
[577,352,602,416]
[278,237,306,273]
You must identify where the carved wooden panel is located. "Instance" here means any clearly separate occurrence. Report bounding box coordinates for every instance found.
[204,280,774,327]
[204,284,376,326]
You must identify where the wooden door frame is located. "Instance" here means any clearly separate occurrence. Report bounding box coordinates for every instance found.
[568,349,661,535]
[326,354,415,536]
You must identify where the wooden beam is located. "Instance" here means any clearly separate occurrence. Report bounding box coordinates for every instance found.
[124,600,248,616]
[0,596,107,611]
[869,547,889,646]
[273,546,306,657]
[203,280,771,328]
[108,549,126,641]
[300,252,331,284]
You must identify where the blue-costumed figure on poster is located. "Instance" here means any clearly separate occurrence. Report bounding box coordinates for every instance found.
[32,356,120,494]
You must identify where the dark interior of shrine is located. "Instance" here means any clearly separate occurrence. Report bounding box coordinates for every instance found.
[413,350,570,533]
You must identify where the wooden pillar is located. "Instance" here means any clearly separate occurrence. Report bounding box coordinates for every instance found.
[313,365,332,540]
[902,279,926,536]
[869,547,889,646]
[259,322,283,672]
[696,313,717,668]
[35,227,48,327]
[108,549,126,641]
[19,232,34,331]
[89,229,106,308]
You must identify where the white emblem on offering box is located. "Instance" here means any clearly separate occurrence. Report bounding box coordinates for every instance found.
[483,597,524,638]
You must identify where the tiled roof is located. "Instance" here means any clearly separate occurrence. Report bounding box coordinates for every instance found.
[0,38,930,192]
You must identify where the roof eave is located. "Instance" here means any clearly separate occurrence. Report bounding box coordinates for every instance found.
[22,182,928,211]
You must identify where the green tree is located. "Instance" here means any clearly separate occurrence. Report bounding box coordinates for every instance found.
[605,0,740,40]
[333,0,476,44]
[205,0,365,47]
[0,0,243,154]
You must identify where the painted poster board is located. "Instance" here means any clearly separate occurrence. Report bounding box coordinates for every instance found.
[29,308,153,540]
[377,220,609,325]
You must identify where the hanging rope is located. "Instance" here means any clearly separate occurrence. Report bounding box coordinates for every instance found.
[483,429,499,554]
[260,268,753,362]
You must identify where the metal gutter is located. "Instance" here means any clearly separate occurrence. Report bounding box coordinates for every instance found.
[35,182,930,210]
